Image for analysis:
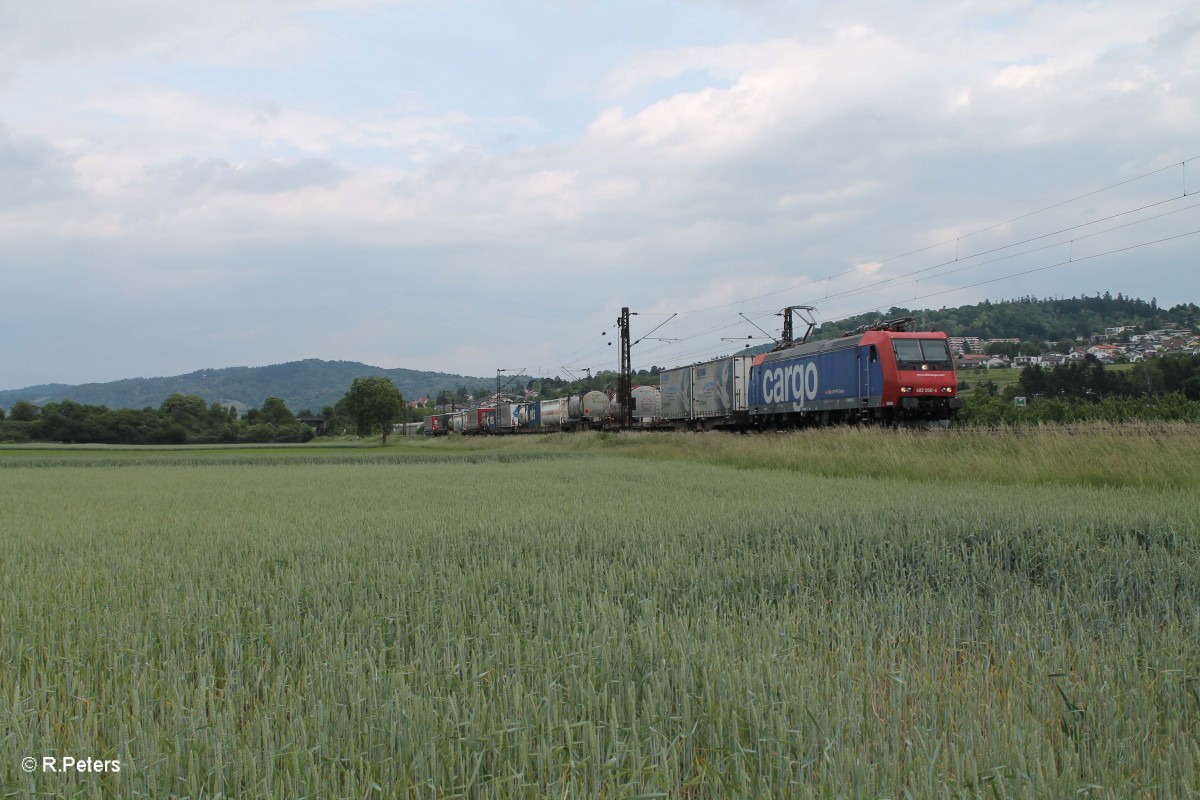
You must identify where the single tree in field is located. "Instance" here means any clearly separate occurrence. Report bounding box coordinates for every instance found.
[342,377,404,445]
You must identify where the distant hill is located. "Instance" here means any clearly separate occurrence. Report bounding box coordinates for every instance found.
[810,294,1198,342]
[0,359,493,414]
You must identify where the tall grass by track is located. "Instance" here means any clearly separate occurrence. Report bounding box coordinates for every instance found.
[4,421,1195,488]
[405,422,1200,489]
[1,452,1198,798]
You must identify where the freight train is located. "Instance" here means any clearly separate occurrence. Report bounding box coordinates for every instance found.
[409,318,962,436]
[417,390,614,436]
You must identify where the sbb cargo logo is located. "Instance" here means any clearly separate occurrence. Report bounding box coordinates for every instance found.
[760,362,819,406]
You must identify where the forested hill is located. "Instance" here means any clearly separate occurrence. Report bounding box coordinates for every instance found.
[812,295,1199,341]
[0,360,492,414]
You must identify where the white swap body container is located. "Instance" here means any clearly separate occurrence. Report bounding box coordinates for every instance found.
[660,355,752,419]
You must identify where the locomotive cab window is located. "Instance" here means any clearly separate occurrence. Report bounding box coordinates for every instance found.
[893,339,953,370]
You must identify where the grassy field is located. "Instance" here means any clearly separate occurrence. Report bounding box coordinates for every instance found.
[1,427,1198,798]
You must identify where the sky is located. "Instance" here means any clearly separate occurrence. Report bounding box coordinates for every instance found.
[2,0,1198,389]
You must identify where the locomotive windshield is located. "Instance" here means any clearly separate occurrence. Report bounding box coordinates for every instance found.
[893,338,953,370]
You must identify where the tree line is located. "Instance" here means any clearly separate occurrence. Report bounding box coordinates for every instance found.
[0,376,408,445]
[959,353,1200,425]
[0,394,316,445]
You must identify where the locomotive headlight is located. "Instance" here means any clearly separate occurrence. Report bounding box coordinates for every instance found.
[899,386,914,394]
[941,386,955,394]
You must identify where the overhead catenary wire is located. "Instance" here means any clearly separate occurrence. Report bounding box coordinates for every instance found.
[527,221,1196,380]
[543,155,1197,381]
[631,218,1197,370]
[633,310,778,357]
[657,156,1199,317]
[551,325,617,371]
[807,198,1200,309]
[841,228,1200,322]
[688,189,1195,317]
[632,312,782,366]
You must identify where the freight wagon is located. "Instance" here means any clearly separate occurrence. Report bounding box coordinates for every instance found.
[425,391,615,437]
[660,355,752,431]
[496,402,535,434]
[610,385,664,428]
[422,413,450,436]
[573,391,610,428]
[462,408,497,435]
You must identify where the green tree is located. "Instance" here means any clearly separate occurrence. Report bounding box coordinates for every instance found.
[259,397,296,426]
[10,400,38,422]
[342,377,404,445]
[35,400,107,443]
[160,394,208,426]
[1017,365,1051,398]
[984,342,1018,358]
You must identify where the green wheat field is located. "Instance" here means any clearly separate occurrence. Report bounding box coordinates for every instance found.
[2,426,1198,798]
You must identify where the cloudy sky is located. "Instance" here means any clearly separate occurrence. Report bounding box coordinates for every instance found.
[2,0,1198,389]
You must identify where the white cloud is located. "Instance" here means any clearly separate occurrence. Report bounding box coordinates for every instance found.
[1,0,1198,386]
[0,126,79,209]
[72,88,469,159]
